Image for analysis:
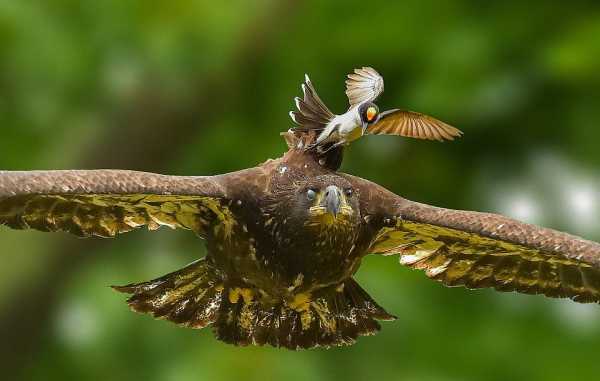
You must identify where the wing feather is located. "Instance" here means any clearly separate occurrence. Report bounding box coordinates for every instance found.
[0,170,241,238]
[345,67,385,106]
[345,174,600,304]
[378,202,600,303]
[367,110,462,142]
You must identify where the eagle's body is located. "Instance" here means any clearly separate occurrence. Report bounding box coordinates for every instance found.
[188,156,393,347]
[202,156,366,296]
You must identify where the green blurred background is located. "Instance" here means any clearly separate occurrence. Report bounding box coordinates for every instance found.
[1,1,600,380]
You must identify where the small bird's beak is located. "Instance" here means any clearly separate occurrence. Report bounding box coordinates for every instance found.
[323,185,341,218]
[361,122,369,136]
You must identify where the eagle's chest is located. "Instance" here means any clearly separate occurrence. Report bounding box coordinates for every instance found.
[263,216,365,291]
[207,206,366,295]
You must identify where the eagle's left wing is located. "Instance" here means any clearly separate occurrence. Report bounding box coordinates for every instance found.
[346,175,600,303]
[0,169,257,238]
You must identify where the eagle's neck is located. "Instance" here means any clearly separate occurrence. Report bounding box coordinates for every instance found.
[279,131,345,171]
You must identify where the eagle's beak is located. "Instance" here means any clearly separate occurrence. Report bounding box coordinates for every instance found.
[323,185,341,217]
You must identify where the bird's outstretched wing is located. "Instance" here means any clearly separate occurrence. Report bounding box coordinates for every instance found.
[346,175,600,303]
[345,67,385,107]
[0,169,252,238]
[366,110,463,142]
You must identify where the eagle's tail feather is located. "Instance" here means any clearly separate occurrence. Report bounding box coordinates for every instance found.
[112,258,223,329]
[113,262,395,349]
[223,278,395,349]
[289,74,334,131]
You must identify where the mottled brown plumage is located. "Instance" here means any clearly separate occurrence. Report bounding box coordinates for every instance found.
[1,135,600,349]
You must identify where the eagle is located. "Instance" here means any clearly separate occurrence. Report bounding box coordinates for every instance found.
[1,132,599,350]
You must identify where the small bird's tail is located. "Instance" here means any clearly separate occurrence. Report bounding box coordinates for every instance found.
[289,74,334,132]
[113,259,395,349]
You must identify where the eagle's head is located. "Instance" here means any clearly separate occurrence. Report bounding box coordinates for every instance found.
[281,175,361,231]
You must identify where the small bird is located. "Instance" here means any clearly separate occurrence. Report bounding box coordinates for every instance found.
[290,67,463,151]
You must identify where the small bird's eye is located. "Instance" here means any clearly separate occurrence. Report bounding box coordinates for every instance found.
[307,189,317,200]
[361,103,379,124]
[345,188,353,197]
[366,106,377,122]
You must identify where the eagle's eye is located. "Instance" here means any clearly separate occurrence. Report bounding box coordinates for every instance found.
[344,188,353,197]
[307,188,317,201]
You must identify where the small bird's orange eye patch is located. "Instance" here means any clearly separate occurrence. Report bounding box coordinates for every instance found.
[366,107,377,122]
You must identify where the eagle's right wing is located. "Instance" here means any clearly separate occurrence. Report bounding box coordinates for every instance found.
[0,169,261,238]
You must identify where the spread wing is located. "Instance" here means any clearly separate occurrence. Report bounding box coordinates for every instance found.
[366,110,463,142]
[0,169,254,238]
[345,67,385,107]
[346,175,600,304]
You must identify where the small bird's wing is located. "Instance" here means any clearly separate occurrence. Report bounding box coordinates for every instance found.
[366,109,463,142]
[346,175,600,304]
[345,67,385,107]
[290,74,334,131]
[0,169,258,238]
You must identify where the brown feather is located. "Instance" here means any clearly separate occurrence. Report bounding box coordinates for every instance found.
[0,169,264,238]
[344,174,600,304]
[289,75,333,132]
[367,110,462,142]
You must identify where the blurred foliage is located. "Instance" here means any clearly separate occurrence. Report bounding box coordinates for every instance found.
[1,1,600,380]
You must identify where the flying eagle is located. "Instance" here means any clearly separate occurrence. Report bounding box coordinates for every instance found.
[1,134,599,350]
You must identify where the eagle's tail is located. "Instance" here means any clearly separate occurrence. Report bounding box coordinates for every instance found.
[112,258,223,330]
[214,278,396,349]
[289,74,334,132]
[113,260,395,349]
